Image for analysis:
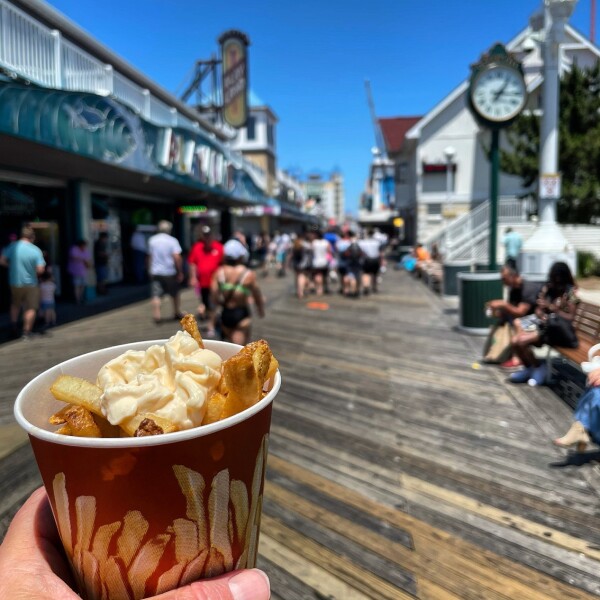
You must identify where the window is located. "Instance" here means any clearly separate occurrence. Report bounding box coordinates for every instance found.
[246,117,256,141]
[427,203,442,215]
[267,123,274,146]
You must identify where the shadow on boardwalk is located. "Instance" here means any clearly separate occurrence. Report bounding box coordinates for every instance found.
[1,270,600,599]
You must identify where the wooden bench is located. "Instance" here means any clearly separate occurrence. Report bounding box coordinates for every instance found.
[548,301,600,408]
[417,261,443,293]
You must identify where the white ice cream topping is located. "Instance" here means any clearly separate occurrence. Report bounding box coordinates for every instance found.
[98,331,222,429]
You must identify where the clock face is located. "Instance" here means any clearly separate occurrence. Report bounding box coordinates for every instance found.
[471,65,527,123]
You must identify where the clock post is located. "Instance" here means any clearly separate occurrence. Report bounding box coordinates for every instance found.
[467,43,527,271]
[489,128,500,270]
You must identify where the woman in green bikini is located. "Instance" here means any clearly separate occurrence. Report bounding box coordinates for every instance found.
[211,238,265,345]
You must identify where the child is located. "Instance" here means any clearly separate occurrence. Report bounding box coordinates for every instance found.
[39,271,57,330]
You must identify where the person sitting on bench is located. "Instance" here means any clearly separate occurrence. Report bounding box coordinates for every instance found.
[554,367,600,451]
[509,262,579,387]
[485,266,542,371]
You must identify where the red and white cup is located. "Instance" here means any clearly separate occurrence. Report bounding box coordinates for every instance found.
[14,339,281,600]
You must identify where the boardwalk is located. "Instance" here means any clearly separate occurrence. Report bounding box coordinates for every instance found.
[1,271,600,599]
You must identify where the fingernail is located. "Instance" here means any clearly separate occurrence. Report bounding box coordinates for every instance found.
[229,568,270,600]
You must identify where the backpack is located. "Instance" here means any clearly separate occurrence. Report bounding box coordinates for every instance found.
[344,242,362,262]
[344,242,363,266]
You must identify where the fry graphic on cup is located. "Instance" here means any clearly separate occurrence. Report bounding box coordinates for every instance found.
[49,434,268,600]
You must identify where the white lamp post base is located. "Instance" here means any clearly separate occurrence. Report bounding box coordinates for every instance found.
[520,222,576,277]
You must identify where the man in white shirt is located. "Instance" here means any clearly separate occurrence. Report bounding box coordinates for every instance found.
[358,229,383,294]
[148,220,184,323]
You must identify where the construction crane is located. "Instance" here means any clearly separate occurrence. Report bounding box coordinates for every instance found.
[364,79,395,212]
[364,79,387,161]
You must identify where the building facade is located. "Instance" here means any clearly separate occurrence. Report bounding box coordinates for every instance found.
[361,17,600,247]
[302,171,345,225]
[0,0,272,310]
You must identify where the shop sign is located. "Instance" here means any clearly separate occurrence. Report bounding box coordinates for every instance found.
[540,173,561,199]
[156,129,233,190]
[231,204,281,217]
[219,30,250,128]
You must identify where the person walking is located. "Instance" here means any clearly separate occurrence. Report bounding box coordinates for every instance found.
[503,227,522,270]
[148,220,184,323]
[0,225,45,339]
[340,231,364,297]
[310,230,331,296]
[94,232,110,295]
[211,239,265,345]
[38,270,57,331]
[188,225,224,335]
[290,233,312,300]
[67,239,91,305]
[359,229,383,294]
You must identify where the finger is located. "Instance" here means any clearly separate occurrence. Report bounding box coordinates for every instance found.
[151,568,270,600]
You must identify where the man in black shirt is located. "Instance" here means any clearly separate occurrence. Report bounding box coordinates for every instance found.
[485,266,542,369]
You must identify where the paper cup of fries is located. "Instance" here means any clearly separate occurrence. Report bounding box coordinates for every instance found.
[14,339,281,600]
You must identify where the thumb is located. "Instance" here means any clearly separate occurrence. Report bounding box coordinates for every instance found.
[151,568,270,600]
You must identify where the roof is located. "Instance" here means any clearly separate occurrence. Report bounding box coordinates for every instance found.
[378,116,421,153]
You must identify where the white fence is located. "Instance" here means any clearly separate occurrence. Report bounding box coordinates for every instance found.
[426,198,530,261]
[0,0,189,128]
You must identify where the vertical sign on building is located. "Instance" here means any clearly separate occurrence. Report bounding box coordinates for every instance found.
[219,30,250,128]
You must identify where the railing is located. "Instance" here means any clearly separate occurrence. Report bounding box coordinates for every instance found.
[427,197,529,261]
[0,0,204,131]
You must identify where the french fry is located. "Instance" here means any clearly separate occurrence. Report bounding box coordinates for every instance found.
[120,413,179,437]
[220,353,261,408]
[229,479,249,549]
[155,563,186,595]
[170,518,200,562]
[172,465,208,549]
[180,314,204,348]
[127,533,171,600]
[52,473,73,556]
[116,510,148,567]
[55,424,73,436]
[208,469,233,571]
[50,375,103,416]
[179,549,208,587]
[62,405,102,438]
[103,557,130,599]
[202,392,227,425]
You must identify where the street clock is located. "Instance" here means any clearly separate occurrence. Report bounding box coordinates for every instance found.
[468,43,527,127]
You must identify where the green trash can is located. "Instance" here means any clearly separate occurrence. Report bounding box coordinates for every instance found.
[458,271,503,335]
[442,260,473,297]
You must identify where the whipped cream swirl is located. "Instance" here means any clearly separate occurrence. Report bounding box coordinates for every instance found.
[98,331,222,429]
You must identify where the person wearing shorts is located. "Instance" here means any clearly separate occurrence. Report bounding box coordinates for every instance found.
[188,225,224,335]
[359,229,383,294]
[148,220,184,323]
[0,226,45,339]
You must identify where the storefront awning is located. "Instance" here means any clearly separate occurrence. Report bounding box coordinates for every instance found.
[0,80,269,208]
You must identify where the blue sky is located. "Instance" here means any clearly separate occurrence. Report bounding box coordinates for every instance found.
[48,0,595,215]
